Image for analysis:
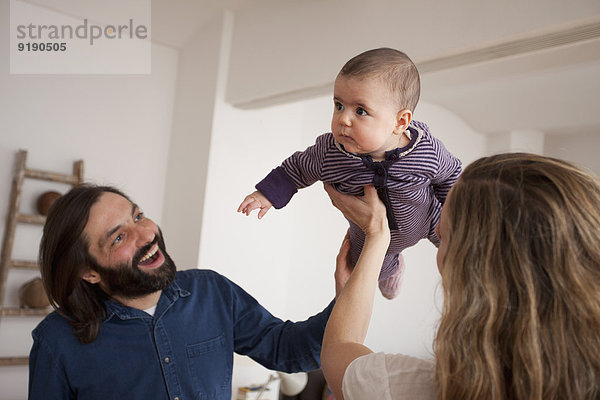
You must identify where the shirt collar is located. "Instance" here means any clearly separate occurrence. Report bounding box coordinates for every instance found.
[103,278,191,322]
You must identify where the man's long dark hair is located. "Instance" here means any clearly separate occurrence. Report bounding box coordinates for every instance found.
[39,184,129,344]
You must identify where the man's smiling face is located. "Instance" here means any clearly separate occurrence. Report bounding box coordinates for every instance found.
[82,192,175,299]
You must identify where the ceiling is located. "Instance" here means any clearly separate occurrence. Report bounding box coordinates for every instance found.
[419,33,600,136]
[21,0,600,137]
[150,0,259,48]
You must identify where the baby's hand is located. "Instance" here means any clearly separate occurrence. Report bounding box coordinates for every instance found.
[237,191,273,219]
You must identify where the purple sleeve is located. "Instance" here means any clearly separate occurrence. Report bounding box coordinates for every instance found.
[430,136,462,204]
[280,134,328,187]
[256,134,330,209]
[256,167,298,209]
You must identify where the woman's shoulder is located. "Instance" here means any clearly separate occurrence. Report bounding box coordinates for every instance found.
[382,352,435,370]
[343,352,436,400]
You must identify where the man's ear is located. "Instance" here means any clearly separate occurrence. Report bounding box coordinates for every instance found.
[81,269,101,284]
[394,109,412,134]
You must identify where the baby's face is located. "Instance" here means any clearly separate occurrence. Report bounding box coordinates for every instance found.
[331,75,404,161]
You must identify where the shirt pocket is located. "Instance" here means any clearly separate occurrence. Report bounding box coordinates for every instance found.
[187,334,232,399]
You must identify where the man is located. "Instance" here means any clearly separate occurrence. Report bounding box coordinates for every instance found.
[29,184,335,400]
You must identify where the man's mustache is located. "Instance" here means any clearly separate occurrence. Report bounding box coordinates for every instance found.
[132,236,159,266]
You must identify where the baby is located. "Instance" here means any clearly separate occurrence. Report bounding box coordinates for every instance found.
[238,48,461,299]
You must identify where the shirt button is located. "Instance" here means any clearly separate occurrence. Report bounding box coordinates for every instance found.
[164,357,170,363]
[389,154,397,160]
[174,397,179,400]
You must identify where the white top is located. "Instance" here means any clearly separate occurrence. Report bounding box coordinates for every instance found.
[144,305,157,316]
[342,352,436,400]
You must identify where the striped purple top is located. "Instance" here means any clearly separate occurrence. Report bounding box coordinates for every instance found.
[256,120,461,276]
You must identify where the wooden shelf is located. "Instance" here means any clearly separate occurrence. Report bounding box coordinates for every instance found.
[9,260,38,270]
[16,213,46,225]
[25,168,80,185]
[0,356,28,366]
[0,151,84,369]
[0,307,51,317]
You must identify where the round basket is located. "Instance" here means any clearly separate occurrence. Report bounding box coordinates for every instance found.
[37,191,62,216]
[19,278,50,309]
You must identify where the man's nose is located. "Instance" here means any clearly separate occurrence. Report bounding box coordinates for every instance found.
[135,225,155,247]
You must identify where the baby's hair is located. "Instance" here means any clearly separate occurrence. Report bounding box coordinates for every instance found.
[339,48,420,112]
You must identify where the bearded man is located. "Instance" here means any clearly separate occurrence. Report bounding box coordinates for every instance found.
[29,185,335,400]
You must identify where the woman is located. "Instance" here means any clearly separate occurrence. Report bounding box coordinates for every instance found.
[322,153,600,400]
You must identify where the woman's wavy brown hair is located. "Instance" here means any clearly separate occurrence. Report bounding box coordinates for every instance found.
[435,153,600,399]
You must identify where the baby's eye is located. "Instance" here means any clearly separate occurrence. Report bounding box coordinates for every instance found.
[356,107,367,116]
[335,102,344,111]
[134,212,144,222]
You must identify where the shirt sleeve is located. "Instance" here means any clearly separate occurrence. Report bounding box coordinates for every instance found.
[256,133,329,209]
[226,276,334,372]
[342,352,436,400]
[29,336,73,400]
[429,136,462,204]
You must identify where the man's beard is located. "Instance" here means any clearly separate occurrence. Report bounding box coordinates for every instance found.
[88,229,176,300]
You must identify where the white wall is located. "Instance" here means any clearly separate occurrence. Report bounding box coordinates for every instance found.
[545,131,600,177]
[484,129,600,178]
[0,2,179,397]
[160,14,226,269]
[199,78,485,394]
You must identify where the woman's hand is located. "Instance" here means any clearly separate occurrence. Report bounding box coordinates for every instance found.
[323,184,389,238]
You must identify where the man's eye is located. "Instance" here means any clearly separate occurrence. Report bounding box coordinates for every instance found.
[356,107,367,116]
[335,102,344,111]
[113,234,122,245]
[134,212,143,222]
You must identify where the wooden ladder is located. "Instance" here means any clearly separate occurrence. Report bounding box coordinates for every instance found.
[0,150,83,366]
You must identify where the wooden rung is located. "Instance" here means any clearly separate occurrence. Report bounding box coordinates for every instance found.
[0,356,29,366]
[16,213,46,225]
[24,168,80,185]
[10,260,39,270]
[0,307,51,317]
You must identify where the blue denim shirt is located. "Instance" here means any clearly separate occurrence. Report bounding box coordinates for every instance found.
[29,269,333,400]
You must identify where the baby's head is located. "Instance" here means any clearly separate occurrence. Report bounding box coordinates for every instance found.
[338,48,420,112]
[332,48,420,160]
